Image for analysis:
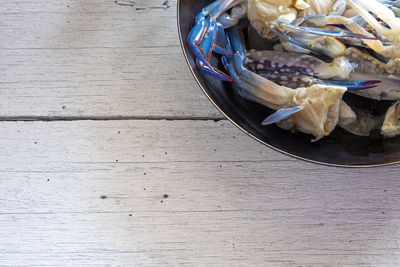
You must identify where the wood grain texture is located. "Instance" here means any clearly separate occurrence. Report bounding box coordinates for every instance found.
[2,0,400,266]
[0,120,399,266]
[0,0,222,118]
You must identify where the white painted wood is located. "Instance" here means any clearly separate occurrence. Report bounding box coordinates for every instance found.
[0,120,399,266]
[0,0,222,118]
[2,0,400,266]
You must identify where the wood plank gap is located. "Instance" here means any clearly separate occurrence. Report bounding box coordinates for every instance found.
[0,116,227,122]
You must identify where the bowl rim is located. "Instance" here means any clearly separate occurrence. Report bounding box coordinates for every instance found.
[176,0,399,168]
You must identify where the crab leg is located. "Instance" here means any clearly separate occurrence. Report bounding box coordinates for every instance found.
[277,31,348,58]
[270,25,315,55]
[188,14,230,68]
[301,14,385,52]
[304,0,400,58]
[196,59,234,82]
[262,106,304,126]
[192,17,233,82]
[278,22,376,40]
[271,18,374,58]
[187,15,210,67]
[345,0,400,45]
[187,0,245,82]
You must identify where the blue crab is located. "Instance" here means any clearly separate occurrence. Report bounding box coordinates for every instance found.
[187,0,377,80]
[187,0,400,139]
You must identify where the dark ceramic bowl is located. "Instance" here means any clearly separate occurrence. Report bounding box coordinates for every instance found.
[177,0,400,167]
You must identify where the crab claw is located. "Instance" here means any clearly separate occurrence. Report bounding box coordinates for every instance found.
[279,23,377,40]
[315,80,382,90]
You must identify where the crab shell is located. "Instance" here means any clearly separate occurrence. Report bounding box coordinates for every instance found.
[284,84,349,141]
[247,0,340,38]
[245,78,350,141]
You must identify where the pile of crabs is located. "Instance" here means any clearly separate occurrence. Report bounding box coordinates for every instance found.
[188,0,400,141]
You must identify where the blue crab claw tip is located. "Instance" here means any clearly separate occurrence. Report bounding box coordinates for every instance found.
[262,106,304,126]
[316,80,381,90]
[344,80,381,90]
[347,80,382,90]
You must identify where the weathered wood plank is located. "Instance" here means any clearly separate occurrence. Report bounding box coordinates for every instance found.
[0,0,221,118]
[0,120,399,266]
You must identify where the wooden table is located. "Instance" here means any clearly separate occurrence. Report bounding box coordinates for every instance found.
[1,1,399,266]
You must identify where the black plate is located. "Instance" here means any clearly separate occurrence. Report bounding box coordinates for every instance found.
[177,0,400,167]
